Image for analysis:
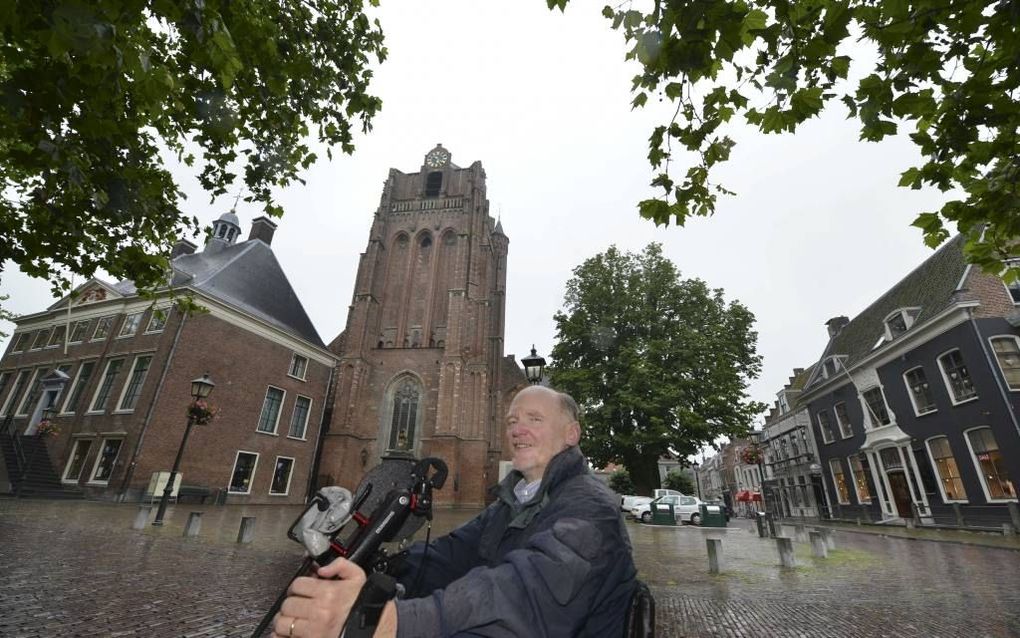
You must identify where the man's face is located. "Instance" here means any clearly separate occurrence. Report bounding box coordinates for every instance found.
[505,387,580,483]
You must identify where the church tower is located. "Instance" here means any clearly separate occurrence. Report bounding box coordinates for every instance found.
[322,145,526,505]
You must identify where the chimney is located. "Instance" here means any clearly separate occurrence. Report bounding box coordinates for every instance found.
[171,239,197,259]
[793,367,804,376]
[249,216,278,245]
[825,316,850,339]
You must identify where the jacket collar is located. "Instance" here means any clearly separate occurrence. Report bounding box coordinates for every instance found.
[498,445,587,504]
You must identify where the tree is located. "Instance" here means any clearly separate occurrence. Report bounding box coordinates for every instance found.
[548,0,1020,279]
[550,243,765,495]
[608,468,636,495]
[1,0,385,304]
[663,469,694,495]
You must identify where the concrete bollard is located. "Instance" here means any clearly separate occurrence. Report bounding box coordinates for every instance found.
[765,513,777,538]
[775,537,795,568]
[905,518,916,530]
[820,528,836,550]
[706,538,723,574]
[952,503,965,527]
[1008,502,1020,533]
[132,505,152,530]
[237,516,256,544]
[1002,523,1015,537]
[794,524,807,542]
[809,531,828,558]
[183,512,203,538]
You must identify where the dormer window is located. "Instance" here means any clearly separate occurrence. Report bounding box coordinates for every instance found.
[1004,259,1020,303]
[424,171,442,197]
[777,392,790,415]
[883,307,920,340]
[819,355,846,380]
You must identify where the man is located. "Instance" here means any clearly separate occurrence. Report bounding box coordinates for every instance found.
[271,385,637,638]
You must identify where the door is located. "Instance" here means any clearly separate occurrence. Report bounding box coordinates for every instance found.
[887,471,913,518]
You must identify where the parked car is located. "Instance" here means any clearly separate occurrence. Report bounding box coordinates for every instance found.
[631,494,705,524]
[620,489,682,516]
[621,495,653,513]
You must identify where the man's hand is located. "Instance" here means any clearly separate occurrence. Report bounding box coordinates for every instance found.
[270,558,365,638]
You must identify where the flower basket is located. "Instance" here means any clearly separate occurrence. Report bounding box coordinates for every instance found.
[187,399,219,425]
[741,445,763,465]
[36,419,59,438]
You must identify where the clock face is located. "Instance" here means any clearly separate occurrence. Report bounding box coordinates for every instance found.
[425,149,448,168]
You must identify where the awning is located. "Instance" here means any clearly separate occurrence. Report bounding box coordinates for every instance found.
[735,490,752,502]
[751,491,763,502]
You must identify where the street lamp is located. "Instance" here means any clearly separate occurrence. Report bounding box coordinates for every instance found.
[520,346,546,385]
[153,373,215,526]
[692,461,702,499]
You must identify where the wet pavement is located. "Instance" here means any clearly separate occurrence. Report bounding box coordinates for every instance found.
[2,499,1019,636]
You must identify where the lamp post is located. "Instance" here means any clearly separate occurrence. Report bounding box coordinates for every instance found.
[153,374,215,526]
[520,345,546,385]
[692,461,702,499]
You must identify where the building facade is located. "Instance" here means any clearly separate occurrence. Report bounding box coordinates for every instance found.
[803,235,1020,527]
[0,214,335,504]
[761,365,828,519]
[320,145,527,506]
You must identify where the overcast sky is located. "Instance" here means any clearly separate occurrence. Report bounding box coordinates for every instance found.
[0,1,952,425]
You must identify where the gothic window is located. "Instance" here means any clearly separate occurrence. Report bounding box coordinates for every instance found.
[421,235,432,249]
[425,171,442,197]
[387,377,421,452]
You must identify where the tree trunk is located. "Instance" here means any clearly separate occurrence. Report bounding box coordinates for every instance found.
[627,455,662,496]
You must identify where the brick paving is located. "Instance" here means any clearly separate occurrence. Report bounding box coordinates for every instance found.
[2,499,1020,637]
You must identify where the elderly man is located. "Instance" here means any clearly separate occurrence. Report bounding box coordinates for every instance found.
[271,385,637,638]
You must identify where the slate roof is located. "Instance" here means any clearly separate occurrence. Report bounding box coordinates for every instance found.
[805,234,968,388]
[169,240,325,348]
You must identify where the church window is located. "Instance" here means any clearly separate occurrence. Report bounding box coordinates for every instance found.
[425,171,442,197]
[421,235,432,249]
[387,378,421,452]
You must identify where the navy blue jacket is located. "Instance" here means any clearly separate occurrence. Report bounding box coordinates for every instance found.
[394,446,637,637]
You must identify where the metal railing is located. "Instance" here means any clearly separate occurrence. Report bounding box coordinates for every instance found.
[1,412,25,473]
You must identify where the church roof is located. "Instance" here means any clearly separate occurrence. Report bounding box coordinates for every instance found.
[170,239,325,347]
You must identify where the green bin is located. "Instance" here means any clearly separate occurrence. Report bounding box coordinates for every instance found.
[700,503,727,527]
[650,502,676,525]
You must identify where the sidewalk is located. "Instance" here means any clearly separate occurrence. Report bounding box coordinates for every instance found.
[779,516,1020,551]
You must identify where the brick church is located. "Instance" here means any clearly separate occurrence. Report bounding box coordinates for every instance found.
[320,145,528,506]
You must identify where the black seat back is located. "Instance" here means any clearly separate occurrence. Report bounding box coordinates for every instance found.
[624,579,655,638]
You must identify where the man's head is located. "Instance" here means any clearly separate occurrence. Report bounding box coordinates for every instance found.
[505,386,581,483]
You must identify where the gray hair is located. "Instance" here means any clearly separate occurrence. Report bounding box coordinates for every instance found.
[556,391,580,424]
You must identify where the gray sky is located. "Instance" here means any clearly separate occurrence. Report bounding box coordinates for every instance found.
[0,1,951,421]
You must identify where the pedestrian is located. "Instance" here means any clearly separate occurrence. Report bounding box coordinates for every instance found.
[269,385,637,637]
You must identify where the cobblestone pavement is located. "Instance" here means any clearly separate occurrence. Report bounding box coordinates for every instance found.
[2,499,1020,637]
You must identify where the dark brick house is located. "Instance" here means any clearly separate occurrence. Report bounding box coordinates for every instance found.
[800,234,1020,527]
[0,213,335,504]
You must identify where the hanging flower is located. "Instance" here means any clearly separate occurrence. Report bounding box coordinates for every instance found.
[741,445,763,465]
[36,419,59,438]
[187,399,219,425]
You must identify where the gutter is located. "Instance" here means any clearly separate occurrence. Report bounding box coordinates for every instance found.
[800,301,981,403]
[116,311,188,501]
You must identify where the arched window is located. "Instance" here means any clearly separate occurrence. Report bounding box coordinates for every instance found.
[387,377,421,452]
[425,171,442,197]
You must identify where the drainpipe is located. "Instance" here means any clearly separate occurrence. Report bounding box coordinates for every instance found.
[116,311,189,501]
[968,308,1020,438]
[306,362,336,501]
